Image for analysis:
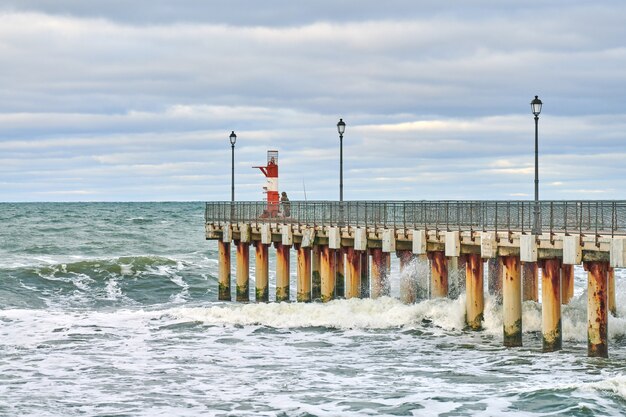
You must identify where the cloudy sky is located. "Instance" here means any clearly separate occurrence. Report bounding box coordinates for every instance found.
[1,1,625,202]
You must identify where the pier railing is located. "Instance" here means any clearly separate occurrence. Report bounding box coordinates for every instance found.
[205,201,626,236]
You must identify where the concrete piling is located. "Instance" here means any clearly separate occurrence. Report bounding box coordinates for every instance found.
[465,253,484,330]
[311,245,322,300]
[541,259,562,352]
[255,241,269,302]
[522,262,538,302]
[275,242,291,302]
[429,251,448,298]
[218,240,231,301]
[235,241,250,302]
[360,251,370,298]
[370,248,390,298]
[585,261,609,358]
[385,252,391,295]
[488,258,502,303]
[609,267,616,316]
[320,245,336,302]
[501,256,522,347]
[345,247,361,299]
[415,254,430,300]
[398,250,416,304]
[336,248,345,298]
[561,264,575,305]
[457,255,467,294]
[296,244,312,302]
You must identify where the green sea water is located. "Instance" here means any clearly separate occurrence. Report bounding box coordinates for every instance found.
[1,202,626,416]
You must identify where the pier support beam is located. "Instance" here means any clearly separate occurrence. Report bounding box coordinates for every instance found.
[235,241,250,302]
[360,251,370,298]
[447,256,463,300]
[311,245,321,300]
[488,258,502,303]
[398,250,416,304]
[371,248,390,298]
[415,254,430,301]
[457,255,467,294]
[522,262,539,302]
[320,246,336,302]
[609,267,616,316]
[275,242,291,302]
[218,241,231,301]
[255,241,269,302]
[561,264,575,305]
[465,253,484,330]
[345,247,361,299]
[585,261,609,358]
[541,259,562,352]
[429,251,448,298]
[296,244,312,302]
[336,248,345,298]
[502,256,522,347]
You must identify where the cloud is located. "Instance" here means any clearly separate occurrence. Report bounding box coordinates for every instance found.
[1,4,626,201]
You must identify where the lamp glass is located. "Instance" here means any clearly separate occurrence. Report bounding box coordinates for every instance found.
[531,96,542,116]
[337,119,345,135]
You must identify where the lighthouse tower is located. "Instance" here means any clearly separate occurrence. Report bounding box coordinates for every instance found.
[254,150,279,217]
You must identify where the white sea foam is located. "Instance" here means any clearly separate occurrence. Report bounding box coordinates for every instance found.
[105,277,122,300]
[169,289,626,344]
[586,375,626,401]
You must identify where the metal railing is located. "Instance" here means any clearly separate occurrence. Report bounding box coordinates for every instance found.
[205,201,626,236]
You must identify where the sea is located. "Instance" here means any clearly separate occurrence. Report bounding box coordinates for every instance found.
[1,202,626,416]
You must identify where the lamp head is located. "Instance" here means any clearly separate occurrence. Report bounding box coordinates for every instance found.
[229,131,237,145]
[531,95,542,116]
[337,118,346,135]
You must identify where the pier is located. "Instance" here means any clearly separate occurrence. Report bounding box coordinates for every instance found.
[206,200,626,358]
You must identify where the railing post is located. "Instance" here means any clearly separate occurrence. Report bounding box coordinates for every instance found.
[612,201,616,237]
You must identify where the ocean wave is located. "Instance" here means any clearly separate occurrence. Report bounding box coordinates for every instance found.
[0,255,214,309]
[170,295,626,343]
[585,375,626,401]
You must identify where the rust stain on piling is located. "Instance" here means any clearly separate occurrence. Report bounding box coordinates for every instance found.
[218,241,231,301]
[541,258,562,352]
[522,262,538,302]
[501,256,522,347]
[561,264,574,305]
[311,245,321,300]
[398,250,416,304]
[320,246,336,302]
[335,248,345,298]
[296,245,312,302]
[465,253,484,330]
[235,241,250,302]
[255,241,269,302]
[345,247,361,299]
[428,251,448,298]
[360,251,370,298]
[585,261,609,358]
[370,248,384,299]
[608,267,616,316]
[274,242,290,302]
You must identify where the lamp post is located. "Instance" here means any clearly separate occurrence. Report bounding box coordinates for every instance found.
[531,96,542,235]
[230,131,237,202]
[337,118,346,202]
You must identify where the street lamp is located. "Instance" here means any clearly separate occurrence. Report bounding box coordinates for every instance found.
[229,131,237,203]
[337,118,346,202]
[531,95,542,234]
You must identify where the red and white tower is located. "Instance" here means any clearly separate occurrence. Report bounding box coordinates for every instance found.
[254,150,279,216]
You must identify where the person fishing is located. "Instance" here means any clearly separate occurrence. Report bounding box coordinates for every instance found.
[280,191,291,217]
